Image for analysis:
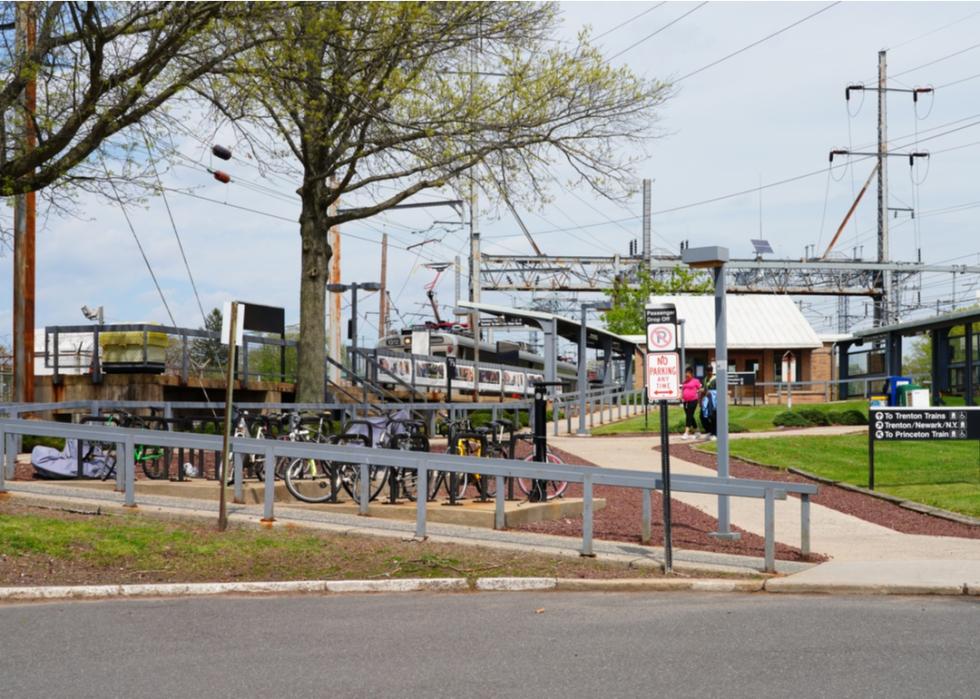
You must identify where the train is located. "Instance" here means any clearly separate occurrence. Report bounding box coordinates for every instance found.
[375,326,579,396]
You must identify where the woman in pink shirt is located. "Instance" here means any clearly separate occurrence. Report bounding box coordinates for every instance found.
[680,368,702,439]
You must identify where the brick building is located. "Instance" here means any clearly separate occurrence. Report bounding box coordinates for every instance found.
[636,295,831,403]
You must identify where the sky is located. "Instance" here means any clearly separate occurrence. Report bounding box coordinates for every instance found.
[4,1,980,353]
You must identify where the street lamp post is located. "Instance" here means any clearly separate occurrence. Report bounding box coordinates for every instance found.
[681,246,739,540]
[577,300,611,436]
[327,281,381,381]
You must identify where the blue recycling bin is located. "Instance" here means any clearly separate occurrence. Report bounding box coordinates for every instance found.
[885,376,911,407]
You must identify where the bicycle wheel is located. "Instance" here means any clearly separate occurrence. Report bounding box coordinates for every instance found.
[394,467,419,502]
[339,463,388,502]
[95,442,118,482]
[518,450,568,500]
[140,446,171,480]
[283,458,339,504]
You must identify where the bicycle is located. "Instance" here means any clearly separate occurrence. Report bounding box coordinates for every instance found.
[82,410,171,481]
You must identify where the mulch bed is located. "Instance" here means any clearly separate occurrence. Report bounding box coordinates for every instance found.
[507,443,820,563]
[671,443,980,540]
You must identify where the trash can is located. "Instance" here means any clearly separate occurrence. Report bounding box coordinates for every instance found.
[885,376,912,407]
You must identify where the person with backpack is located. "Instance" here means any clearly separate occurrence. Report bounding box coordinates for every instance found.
[700,365,718,440]
[680,367,702,439]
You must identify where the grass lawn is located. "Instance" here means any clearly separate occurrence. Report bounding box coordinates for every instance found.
[592,400,869,435]
[701,435,980,518]
[0,502,678,586]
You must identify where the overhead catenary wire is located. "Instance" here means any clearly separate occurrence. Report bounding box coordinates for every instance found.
[592,2,666,43]
[674,1,841,83]
[605,2,708,62]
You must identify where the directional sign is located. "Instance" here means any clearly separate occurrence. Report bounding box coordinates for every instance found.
[646,352,680,401]
[728,371,757,387]
[647,323,676,352]
[869,408,980,441]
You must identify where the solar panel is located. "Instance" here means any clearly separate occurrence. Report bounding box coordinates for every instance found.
[751,239,774,255]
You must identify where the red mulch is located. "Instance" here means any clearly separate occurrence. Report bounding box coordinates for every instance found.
[508,442,820,562]
[671,443,980,540]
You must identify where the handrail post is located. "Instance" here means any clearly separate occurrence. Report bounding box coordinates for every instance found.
[233,452,244,504]
[800,493,811,558]
[495,476,505,529]
[640,488,651,544]
[0,426,6,491]
[581,474,595,557]
[123,436,136,508]
[764,488,775,573]
[359,463,370,515]
[262,445,275,522]
[415,460,427,539]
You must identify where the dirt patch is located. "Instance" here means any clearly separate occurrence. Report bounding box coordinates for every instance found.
[671,443,980,540]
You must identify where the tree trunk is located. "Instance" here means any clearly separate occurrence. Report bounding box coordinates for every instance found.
[296,178,330,403]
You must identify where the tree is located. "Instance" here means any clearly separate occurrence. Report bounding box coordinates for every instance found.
[202,2,671,402]
[602,267,712,335]
[189,307,225,375]
[0,2,264,199]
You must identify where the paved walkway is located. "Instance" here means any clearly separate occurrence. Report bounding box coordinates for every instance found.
[550,434,980,563]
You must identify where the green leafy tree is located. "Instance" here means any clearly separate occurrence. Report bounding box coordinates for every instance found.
[602,267,712,335]
[202,2,671,402]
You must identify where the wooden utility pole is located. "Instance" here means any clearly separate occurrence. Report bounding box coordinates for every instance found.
[378,232,388,338]
[12,2,36,404]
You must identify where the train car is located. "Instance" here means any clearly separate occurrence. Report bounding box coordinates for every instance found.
[376,327,577,395]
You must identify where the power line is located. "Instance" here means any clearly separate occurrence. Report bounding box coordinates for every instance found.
[101,159,178,327]
[592,2,666,42]
[141,130,208,324]
[886,7,980,52]
[674,1,841,83]
[605,2,708,62]
[890,40,980,80]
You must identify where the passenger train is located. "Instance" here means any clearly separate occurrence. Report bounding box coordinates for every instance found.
[376,325,579,395]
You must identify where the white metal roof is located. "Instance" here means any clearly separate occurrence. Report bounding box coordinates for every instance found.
[647,295,822,350]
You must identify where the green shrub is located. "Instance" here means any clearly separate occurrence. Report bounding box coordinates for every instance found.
[20,435,65,453]
[825,410,845,425]
[728,421,749,433]
[837,409,868,425]
[798,408,830,426]
[670,420,687,434]
[772,411,811,428]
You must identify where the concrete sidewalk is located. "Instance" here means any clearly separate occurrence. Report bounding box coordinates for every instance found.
[553,434,980,592]
[552,435,980,562]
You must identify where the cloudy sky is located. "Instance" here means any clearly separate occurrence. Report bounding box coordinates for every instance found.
[4,1,980,351]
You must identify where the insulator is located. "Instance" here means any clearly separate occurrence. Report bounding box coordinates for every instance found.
[212,144,232,160]
[212,170,231,183]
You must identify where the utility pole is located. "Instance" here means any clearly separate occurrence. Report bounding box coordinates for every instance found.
[378,232,388,338]
[641,179,651,271]
[468,40,481,403]
[830,51,931,326]
[876,50,890,326]
[12,2,36,404]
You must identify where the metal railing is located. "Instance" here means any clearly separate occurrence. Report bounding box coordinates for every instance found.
[0,416,816,572]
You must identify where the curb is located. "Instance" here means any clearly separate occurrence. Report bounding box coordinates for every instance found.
[554,578,764,593]
[763,579,968,596]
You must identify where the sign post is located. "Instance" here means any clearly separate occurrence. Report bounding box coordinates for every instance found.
[645,303,679,573]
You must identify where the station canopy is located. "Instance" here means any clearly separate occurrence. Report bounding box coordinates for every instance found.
[456,300,637,356]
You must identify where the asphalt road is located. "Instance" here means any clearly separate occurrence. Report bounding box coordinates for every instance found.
[1,592,977,698]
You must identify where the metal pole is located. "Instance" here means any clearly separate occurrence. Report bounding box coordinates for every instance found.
[642,178,651,269]
[679,320,686,386]
[713,265,737,539]
[378,233,388,338]
[350,284,358,379]
[876,49,890,325]
[659,400,672,572]
[577,304,588,435]
[218,301,238,531]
